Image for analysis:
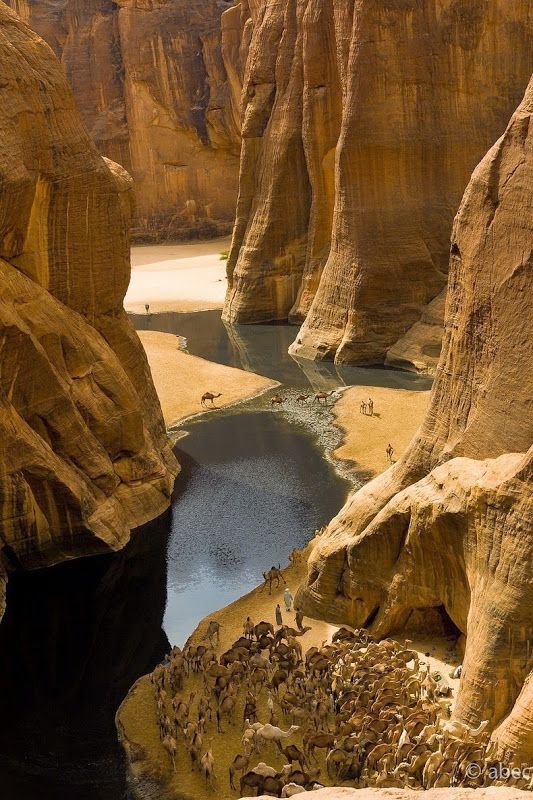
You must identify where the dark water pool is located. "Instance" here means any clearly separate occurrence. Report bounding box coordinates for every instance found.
[130,310,432,391]
[164,410,350,645]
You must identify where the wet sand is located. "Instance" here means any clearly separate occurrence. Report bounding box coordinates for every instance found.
[125,237,231,313]
[138,330,277,427]
[332,386,431,478]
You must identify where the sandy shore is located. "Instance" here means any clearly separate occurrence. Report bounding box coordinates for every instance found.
[125,237,231,313]
[332,386,430,479]
[118,549,461,800]
[138,330,277,428]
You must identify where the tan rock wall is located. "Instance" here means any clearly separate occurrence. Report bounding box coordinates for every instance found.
[223,0,532,374]
[296,79,533,761]
[4,0,242,241]
[0,2,177,617]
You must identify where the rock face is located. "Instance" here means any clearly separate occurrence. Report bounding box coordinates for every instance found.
[296,79,533,761]
[223,0,532,373]
[5,0,242,242]
[0,3,177,618]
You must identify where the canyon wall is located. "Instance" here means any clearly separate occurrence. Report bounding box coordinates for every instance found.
[296,78,533,760]
[4,0,242,242]
[222,0,532,373]
[0,2,178,618]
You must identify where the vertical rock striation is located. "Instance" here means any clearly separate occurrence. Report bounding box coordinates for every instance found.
[295,78,533,760]
[4,0,243,241]
[223,0,532,374]
[0,2,178,618]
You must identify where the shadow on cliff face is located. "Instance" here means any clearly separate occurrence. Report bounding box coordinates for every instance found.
[0,513,171,800]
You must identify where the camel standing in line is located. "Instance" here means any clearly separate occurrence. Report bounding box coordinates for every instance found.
[201,392,222,407]
[271,395,287,406]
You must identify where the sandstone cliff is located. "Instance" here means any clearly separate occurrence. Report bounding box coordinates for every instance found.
[296,78,533,761]
[5,0,242,242]
[0,2,177,617]
[223,0,532,373]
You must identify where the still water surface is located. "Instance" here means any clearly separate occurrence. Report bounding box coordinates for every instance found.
[164,410,351,645]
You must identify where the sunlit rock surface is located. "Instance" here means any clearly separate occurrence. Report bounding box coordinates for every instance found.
[4,0,243,241]
[0,2,177,617]
[223,0,532,375]
[296,78,533,761]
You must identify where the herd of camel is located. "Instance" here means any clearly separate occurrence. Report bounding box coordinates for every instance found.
[147,622,531,798]
[200,390,336,408]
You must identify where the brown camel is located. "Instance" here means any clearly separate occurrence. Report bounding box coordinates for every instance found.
[296,394,310,403]
[271,395,287,406]
[259,566,286,594]
[314,391,334,404]
[201,392,222,407]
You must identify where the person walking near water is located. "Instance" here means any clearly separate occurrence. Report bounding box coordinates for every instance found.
[284,587,293,612]
[145,303,150,315]
[275,604,283,626]
[295,607,304,631]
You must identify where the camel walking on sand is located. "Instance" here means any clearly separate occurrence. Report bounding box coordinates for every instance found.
[259,566,286,594]
[201,392,222,407]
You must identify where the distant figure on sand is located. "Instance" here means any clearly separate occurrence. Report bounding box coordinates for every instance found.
[275,604,283,626]
[145,303,150,314]
[368,398,374,416]
[295,607,304,631]
[386,443,394,463]
[360,401,366,414]
[284,587,294,612]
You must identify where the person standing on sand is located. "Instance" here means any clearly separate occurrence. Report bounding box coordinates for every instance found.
[284,588,293,612]
[295,608,304,631]
[360,400,365,414]
[145,303,150,314]
[386,443,394,463]
[368,398,374,416]
[275,604,283,626]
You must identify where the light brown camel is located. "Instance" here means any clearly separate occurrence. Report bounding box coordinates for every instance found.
[296,394,310,403]
[271,395,287,406]
[259,566,286,594]
[314,391,334,404]
[201,392,222,407]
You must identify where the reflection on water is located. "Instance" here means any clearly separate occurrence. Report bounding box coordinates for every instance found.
[130,310,433,391]
[0,515,170,800]
[164,411,351,645]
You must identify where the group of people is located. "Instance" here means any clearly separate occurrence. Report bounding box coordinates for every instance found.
[275,588,305,632]
[360,397,374,415]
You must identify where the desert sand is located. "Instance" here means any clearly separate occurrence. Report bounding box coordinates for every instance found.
[124,237,231,313]
[138,330,277,428]
[332,387,431,478]
[118,546,461,800]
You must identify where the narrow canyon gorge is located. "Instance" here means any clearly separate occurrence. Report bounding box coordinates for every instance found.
[0,1,531,799]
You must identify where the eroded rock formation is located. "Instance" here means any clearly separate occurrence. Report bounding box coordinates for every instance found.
[5,0,242,241]
[296,78,533,760]
[223,0,532,373]
[0,2,177,617]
